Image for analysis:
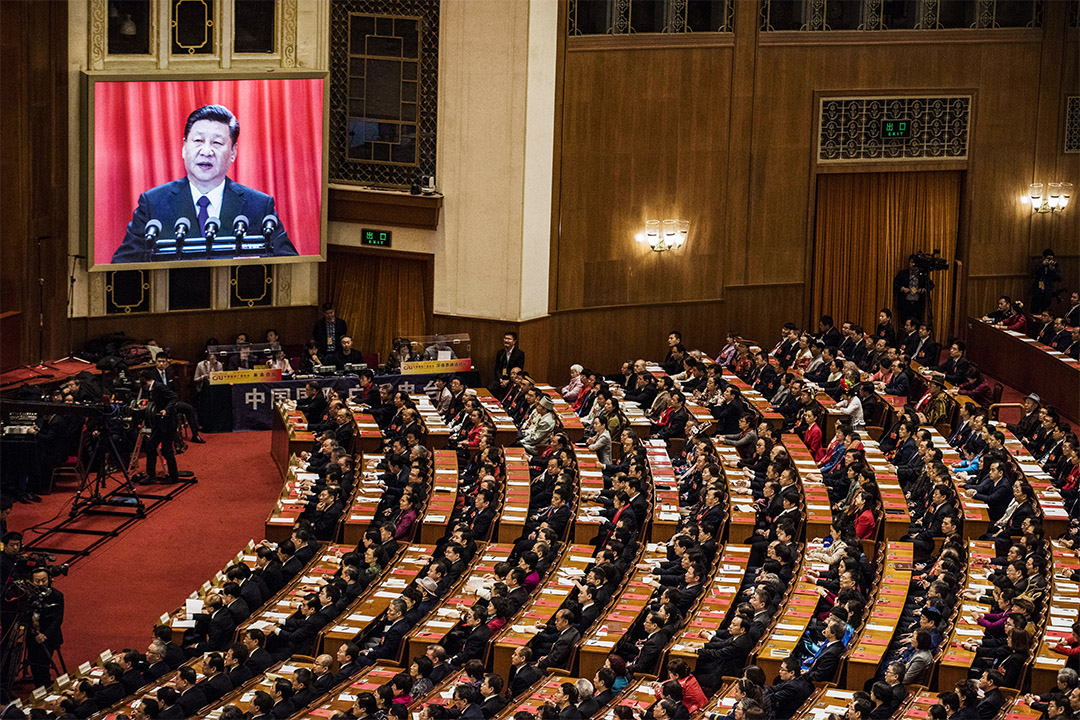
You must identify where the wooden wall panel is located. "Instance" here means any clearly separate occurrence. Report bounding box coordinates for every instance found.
[555,7,1078,354]
[556,46,734,309]
[0,0,68,366]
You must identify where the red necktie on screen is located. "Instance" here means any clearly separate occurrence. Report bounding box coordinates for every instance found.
[197,196,210,237]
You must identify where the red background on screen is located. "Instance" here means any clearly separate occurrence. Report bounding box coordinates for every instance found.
[93,77,324,265]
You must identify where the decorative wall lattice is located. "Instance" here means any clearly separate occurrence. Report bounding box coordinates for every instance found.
[1066,96,1080,154]
[330,0,438,188]
[818,96,971,163]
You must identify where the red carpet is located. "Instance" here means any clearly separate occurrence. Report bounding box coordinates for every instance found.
[9,430,282,674]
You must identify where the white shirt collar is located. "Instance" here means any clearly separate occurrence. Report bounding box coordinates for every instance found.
[189,179,227,224]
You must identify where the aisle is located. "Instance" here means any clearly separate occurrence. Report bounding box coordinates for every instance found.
[9,430,282,672]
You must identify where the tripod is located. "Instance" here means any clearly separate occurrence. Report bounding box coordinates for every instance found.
[71,421,145,518]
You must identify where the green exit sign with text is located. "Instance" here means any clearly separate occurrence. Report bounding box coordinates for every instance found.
[361,228,392,248]
[881,119,912,139]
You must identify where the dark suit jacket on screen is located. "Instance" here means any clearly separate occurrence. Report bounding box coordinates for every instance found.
[111,177,296,263]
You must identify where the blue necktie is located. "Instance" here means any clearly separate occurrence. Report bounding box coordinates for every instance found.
[197,196,210,236]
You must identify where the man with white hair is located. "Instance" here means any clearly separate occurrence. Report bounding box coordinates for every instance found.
[521,396,556,456]
[575,678,600,718]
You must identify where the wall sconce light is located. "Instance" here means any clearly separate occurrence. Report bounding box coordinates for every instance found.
[635,218,689,252]
[1022,181,1072,213]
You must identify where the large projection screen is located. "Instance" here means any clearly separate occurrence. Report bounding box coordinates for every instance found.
[86,72,328,271]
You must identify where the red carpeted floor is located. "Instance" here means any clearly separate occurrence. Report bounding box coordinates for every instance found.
[9,430,282,675]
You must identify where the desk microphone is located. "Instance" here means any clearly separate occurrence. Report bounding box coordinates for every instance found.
[233,215,249,241]
[174,217,191,242]
[204,216,220,242]
[144,219,162,242]
[261,214,278,238]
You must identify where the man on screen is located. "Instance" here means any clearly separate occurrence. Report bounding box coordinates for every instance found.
[111,104,297,263]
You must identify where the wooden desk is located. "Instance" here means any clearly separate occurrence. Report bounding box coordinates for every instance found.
[292,664,402,719]
[859,439,912,540]
[754,547,817,681]
[843,542,913,691]
[490,544,595,681]
[410,393,451,449]
[341,454,387,546]
[474,390,522,447]
[723,373,785,431]
[21,649,117,718]
[965,317,1079,422]
[317,544,435,660]
[1029,541,1080,691]
[925,429,990,539]
[791,686,859,719]
[536,383,584,443]
[573,451,610,545]
[270,401,317,478]
[710,441,756,545]
[665,544,751,671]
[646,441,681,544]
[86,654,216,720]
[576,544,666,681]
[419,450,460,544]
[497,448,534,542]
[934,540,997,691]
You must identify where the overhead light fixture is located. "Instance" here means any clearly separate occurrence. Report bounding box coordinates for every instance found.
[1022,181,1072,213]
[635,218,689,252]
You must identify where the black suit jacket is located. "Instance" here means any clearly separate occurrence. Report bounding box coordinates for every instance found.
[495,347,526,379]
[147,380,179,435]
[313,318,349,355]
[178,686,208,717]
[481,695,508,719]
[366,618,410,661]
[507,663,542,697]
[538,626,580,670]
[805,640,843,682]
[198,672,233,703]
[112,177,295,263]
[628,629,670,675]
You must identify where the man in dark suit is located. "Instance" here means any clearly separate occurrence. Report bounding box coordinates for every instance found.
[313,302,349,356]
[977,670,1006,719]
[141,371,181,484]
[480,674,508,718]
[696,615,755,691]
[152,354,205,442]
[535,609,581,671]
[626,612,670,677]
[803,621,845,682]
[911,325,941,366]
[358,599,410,666]
[334,642,363,682]
[221,582,250,624]
[493,331,526,387]
[297,381,329,425]
[506,646,542,697]
[190,593,236,652]
[327,336,365,371]
[174,666,209,717]
[766,656,815,720]
[224,643,253,687]
[452,684,486,720]
[24,569,64,688]
[112,104,295,263]
[143,641,172,684]
[196,653,233,704]
[451,604,492,666]
[243,629,274,673]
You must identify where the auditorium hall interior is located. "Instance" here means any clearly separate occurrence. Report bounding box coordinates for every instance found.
[1,0,1080,719]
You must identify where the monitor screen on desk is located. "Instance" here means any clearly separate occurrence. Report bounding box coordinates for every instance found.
[86,72,328,270]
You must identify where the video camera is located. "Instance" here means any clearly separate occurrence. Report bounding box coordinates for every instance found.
[911,250,949,273]
[14,551,70,580]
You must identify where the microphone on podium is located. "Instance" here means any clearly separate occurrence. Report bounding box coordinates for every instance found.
[261,214,278,238]
[174,217,191,242]
[204,216,220,242]
[144,219,162,242]
[233,215,249,242]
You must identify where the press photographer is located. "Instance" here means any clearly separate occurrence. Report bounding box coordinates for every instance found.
[1,531,67,695]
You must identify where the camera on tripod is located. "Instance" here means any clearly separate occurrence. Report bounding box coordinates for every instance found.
[911,250,949,273]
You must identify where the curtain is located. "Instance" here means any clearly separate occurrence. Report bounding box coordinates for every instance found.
[327,249,430,362]
[812,171,961,342]
[93,77,324,265]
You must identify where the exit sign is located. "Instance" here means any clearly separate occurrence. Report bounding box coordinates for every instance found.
[881,119,912,139]
[361,228,392,248]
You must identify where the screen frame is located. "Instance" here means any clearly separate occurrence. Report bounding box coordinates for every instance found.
[83,70,330,272]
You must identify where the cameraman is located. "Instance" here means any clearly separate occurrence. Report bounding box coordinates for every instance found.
[893,255,935,326]
[26,567,65,687]
[1031,248,1061,314]
[140,370,180,485]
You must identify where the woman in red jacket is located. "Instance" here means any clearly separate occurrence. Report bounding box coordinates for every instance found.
[656,659,708,715]
[997,301,1028,333]
[798,408,825,463]
[852,490,878,539]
